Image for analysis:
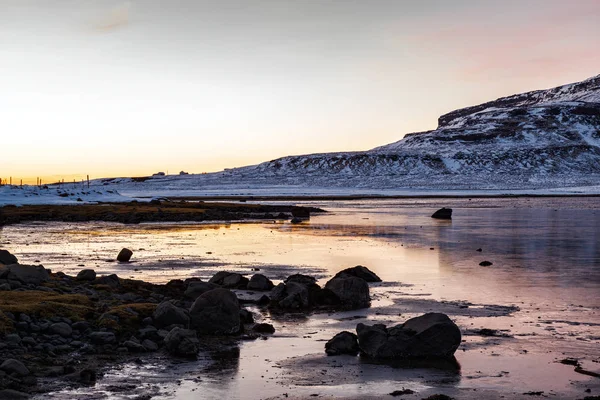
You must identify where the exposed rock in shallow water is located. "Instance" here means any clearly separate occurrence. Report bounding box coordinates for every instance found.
[0,250,18,266]
[189,288,240,334]
[253,323,275,334]
[247,273,274,291]
[208,271,249,289]
[325,331,359,356]
[270,281,310,310]
[431,208,452,220]
[333,265,382,283]
[479,261,493,266]
[356,313,461,359]
[117,248,133,262]
[325,276,370,310]
[164,327,200,357]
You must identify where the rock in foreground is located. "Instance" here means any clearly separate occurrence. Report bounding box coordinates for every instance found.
[431,208,452,220]
[325,276,370,310]
[357,313,461,359]
[0,250,18,266]
[332,265,381,282]
[325,331,359,356]
[189,288,241,335]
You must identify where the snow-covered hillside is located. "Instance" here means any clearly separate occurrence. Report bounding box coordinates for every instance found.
[93,74,600,194]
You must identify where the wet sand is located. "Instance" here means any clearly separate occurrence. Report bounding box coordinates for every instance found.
[2,197,599,399]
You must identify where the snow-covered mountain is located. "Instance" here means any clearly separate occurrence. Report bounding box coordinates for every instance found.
[97,74,600,193]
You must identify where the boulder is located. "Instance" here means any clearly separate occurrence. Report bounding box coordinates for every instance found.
[356,313,461,359]
[247,274,274,291]
[325,276,370,310]
[164,327,200,357]
[153,301,190,328]
[333,266,381,282]
[479,261,493,267]
[76,269,96,281]
[142,339,159,351]
[184,281,219,300]
[0,250,18,265]
[284,274,316,286]
[431,208,452,220]
[49,322,73,337]
[0,264,49,285]
[270,281,310,310]
[189,288,240,335]
[253,323,275,334]
[117,248,133,262]
[89,331,116,344]
[0,359,29,376]
[208,271,249,289]
[325,331,359,356]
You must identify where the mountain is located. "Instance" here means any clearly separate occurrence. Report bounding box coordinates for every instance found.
[99,74,600,193]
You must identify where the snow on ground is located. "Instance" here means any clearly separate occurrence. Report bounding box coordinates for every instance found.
[0,185,129,206]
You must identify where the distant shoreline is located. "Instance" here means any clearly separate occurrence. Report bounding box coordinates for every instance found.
[163,193,600,201]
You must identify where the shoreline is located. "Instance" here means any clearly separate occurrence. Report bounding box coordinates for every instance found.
[0,201,322,226]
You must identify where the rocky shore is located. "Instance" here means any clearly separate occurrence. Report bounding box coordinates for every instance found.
[0,200,323,226]
[0,249,465,398]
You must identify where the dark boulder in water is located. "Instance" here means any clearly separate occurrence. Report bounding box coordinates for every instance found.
[356,313,461,359]
[325,276,370,310]
[0,250,18,265]
[325,331,359,356]
[479,261,493,266]
[116,248,133,262]
[333,265,382,282]
[431,208,452,220]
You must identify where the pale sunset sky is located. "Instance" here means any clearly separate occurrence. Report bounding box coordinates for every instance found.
[1,0,599,183]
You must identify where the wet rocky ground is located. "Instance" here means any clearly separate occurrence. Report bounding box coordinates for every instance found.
[1,198,599,399]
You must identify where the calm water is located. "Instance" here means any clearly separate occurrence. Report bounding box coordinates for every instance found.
[2,197,599,399]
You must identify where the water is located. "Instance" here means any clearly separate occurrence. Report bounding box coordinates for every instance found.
[2,197,599,399]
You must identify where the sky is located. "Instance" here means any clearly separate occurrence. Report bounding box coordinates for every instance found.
[1,0,599,183]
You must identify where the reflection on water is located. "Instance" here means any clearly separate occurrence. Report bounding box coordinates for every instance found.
[4,197,600,399]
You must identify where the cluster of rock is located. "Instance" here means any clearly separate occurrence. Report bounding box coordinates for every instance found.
[325,313,462,360]
[0,249,385,397]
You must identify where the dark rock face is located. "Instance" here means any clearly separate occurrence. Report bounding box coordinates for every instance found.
[208,271,249,289]
[0,264,50,285]
[247,274,274,291]
[184,281,219,300]
[431,208,452,220]
[325,331,359,356]
[285,274,316,286]
[116,248,133,262]
[0,359,29,377]
[164,327,200,357]
[153,301,190,328]
[76,269,96,281]
[270,281,310,310]
[0,250,18,265]
[356,313,461,359]
[325,276,370,310]
[252,323,275,334]
[189,288,241,335]
[333,266,381,282]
